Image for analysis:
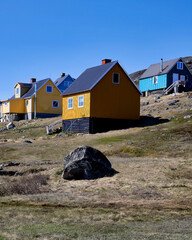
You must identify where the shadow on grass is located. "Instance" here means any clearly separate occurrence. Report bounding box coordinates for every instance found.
[138,115,169,128]
[92,116,169,133]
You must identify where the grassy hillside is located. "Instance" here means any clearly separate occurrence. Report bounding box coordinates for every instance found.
[0,91,192,239]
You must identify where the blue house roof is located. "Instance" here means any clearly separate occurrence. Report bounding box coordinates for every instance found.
[54,74,74,87]
[140,58,181,79]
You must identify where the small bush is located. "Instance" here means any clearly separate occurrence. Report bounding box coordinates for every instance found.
[0,174,49,196]
[55,168,63,176]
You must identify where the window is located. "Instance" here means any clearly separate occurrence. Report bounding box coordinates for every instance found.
[177,62,183,70]
[78,95,84,108]
[113,73,120,84]
[25,100,28,107]
[153,76,158,84]
[180,75,185,81]
[68,97,73,109]
[16,87,19,95]
[52,100,59,108]
[46,85,53,93]
[4,101,7,106]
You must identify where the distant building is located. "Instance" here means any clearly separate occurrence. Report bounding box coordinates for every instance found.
[62,59,141,134]
[54,73,75,94]
[139,58,192,95]
[1,78,62,121]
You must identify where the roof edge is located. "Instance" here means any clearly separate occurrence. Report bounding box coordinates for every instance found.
[118,62,142,95]
[88,61,118,90]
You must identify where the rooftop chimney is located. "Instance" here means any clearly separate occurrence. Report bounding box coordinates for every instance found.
[102,59,112,65]
[160,58,163,72]
[30,78,36,83]
[61,73,65,77]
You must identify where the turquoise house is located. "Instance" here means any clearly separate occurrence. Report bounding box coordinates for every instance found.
[139,58,192,95]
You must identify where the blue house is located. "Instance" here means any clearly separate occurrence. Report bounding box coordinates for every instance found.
[54,73,75,94]
[139,58,192,95]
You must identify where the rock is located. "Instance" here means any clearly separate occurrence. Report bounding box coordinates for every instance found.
[3,161,20,167]
[154,96,160,102]
[168,116,176,120]
[141,101,149,106]
[0,170,17,176]
[184,115,192,119]
[165,100,179,106]
[23,140,32,144]
[63,146,118,180]
[6,122,15,130]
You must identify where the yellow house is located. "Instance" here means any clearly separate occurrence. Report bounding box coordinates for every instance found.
[1,78,62,121]
[62,59,141,133]
[0,101,2,119]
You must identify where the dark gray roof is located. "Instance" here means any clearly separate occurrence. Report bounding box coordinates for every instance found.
[63,61,118,95]
[17,83,32,88]
[140,58,181,79]
[22,78,51,98]
[8,78,51,100]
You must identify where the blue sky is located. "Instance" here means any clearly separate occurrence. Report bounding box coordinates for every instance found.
[0,0,192,100]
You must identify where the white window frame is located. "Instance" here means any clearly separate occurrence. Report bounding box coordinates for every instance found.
[180,75,185,81]
[177,62,183,70]
[113,73,120,84]
[52,100,59,108]
[153,76,158,84]
[68,97,73,109]
[25,100,28,107]
[78,95,84,108]
[46,85,53,93]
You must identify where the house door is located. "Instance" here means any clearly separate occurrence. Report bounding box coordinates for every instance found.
[173,73,179,83]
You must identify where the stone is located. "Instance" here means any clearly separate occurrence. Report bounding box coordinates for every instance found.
[141,101,149,106]
[168,116,176,120]
[165,100,179,106]
[3,161,20,167]
[0,170,17,176]
[23,140,32,144]
[154,96,160,102]
[6,122,15,130]
[184,115,192,119]
[63,146,118,180]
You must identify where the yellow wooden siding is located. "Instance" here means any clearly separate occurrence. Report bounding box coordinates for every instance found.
[90,63,140,119]
[10,99,25,113]
[25,98,32,114]
[15,84,20,98]
[62,92,91,120]
[36,80,62,114]
[2,101,10,114]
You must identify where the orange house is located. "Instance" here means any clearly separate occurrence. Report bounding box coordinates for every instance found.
[62,59,141,133]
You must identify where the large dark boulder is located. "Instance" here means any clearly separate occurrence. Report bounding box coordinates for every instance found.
[63,146,118,180]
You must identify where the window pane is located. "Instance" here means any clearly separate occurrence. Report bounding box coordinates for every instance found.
[113,73,119,84]
[46,85,53,93]
[52,100,59,108]
[68,98,73,109]
[78,96,84,107]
